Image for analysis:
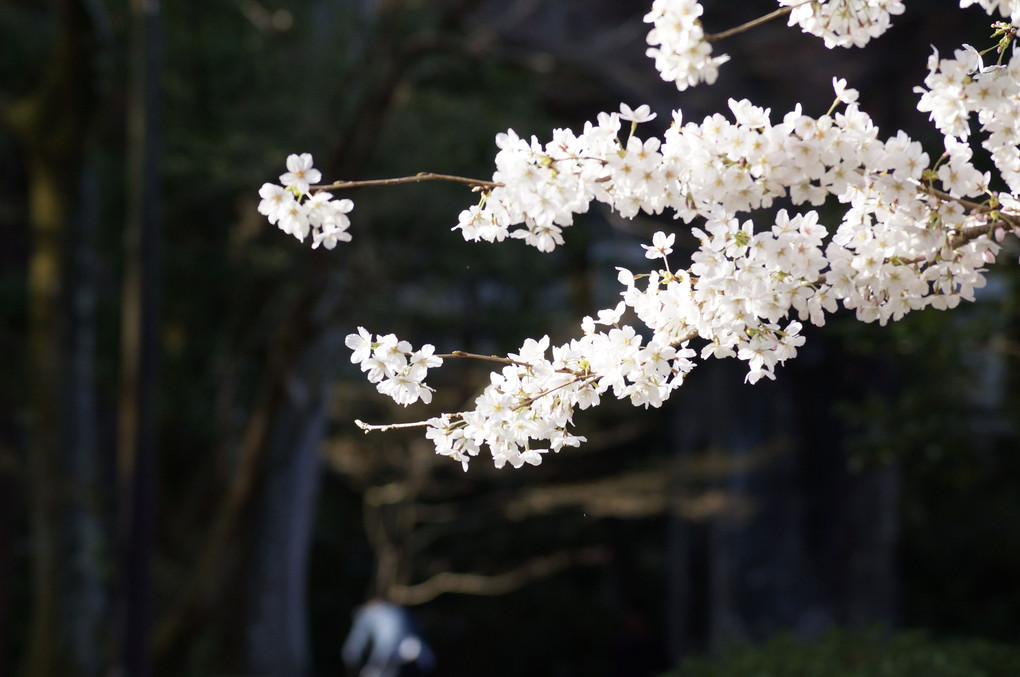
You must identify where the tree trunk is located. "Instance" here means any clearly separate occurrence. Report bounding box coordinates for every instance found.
[2,3,106,673]
[117,0,163,673]
[240,329,343,675]
[23,150,74,677]
[667,353,901,659]
[63,157,107,677]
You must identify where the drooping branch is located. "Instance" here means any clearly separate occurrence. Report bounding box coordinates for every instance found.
[389,546,610,606]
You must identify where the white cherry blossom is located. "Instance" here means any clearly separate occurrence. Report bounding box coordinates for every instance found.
[620,103,657,124]
[279,152,321,195]
[261,1,1020,470]
[642,231,676,260]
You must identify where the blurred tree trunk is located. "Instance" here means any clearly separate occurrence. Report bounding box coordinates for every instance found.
[0,0,107,675]
[23,144,75,677]
[64,158,106,677]
[666,355,900,660]
[150,297,313,669]
[844,465,899,626]
[239,329,343,675]
[117,0,162,674]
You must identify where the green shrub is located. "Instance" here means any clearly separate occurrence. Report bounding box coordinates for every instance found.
[666,627,1020,677]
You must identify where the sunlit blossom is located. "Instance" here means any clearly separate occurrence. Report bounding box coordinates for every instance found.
[262,0,1020,470]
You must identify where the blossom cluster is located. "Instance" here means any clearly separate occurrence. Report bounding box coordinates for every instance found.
[261,0,1020,470]
[423,326,696,471]
[258,153,353,249]
[780,0,905,48]
[453,125,603,252]
[642,0,906,91]
[917,42,1020,199]
[345,328,442,406]
[643,0,729,91]
[453,81,1002,329]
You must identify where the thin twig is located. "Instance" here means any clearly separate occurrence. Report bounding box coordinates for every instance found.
[311,172,501,193]
[356,419,438,433]
[705,5,796,43]
[439,350,580,376]
[438,351,533,368]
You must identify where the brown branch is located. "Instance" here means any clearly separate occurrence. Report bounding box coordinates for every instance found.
[311,172,500,193]
[440,350,583,377]
[438,350,530,367]
[915,181,995,214]
[704,5,796,43]
[911,181,1018,246]
[389,546,610,606]
[949,222,999,249]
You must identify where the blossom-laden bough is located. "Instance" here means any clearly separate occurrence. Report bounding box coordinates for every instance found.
[259,0,1020,471]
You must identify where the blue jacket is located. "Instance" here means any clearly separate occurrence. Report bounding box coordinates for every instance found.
[342,600,435,677]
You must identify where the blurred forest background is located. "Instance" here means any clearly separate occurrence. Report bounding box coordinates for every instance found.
[1,0,1020,675]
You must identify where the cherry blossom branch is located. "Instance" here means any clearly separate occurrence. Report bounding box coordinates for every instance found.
[673,329,698,345]
[355,419,443,433]
[261,2,1020,471]
[436,351,532,368]
[438,350,584,376]
[704,5,796,43]
[517,374,597,411]
[916,181,998,215]
[355,374,599,436]
[950,222,1005,249]
[310,172,501,193]
[911,181,1020,245]
[309,160,605,200]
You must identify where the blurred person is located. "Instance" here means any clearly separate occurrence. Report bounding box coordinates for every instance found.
[343,599,435,677]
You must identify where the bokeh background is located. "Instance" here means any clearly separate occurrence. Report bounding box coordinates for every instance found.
[1,0,1019,675]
